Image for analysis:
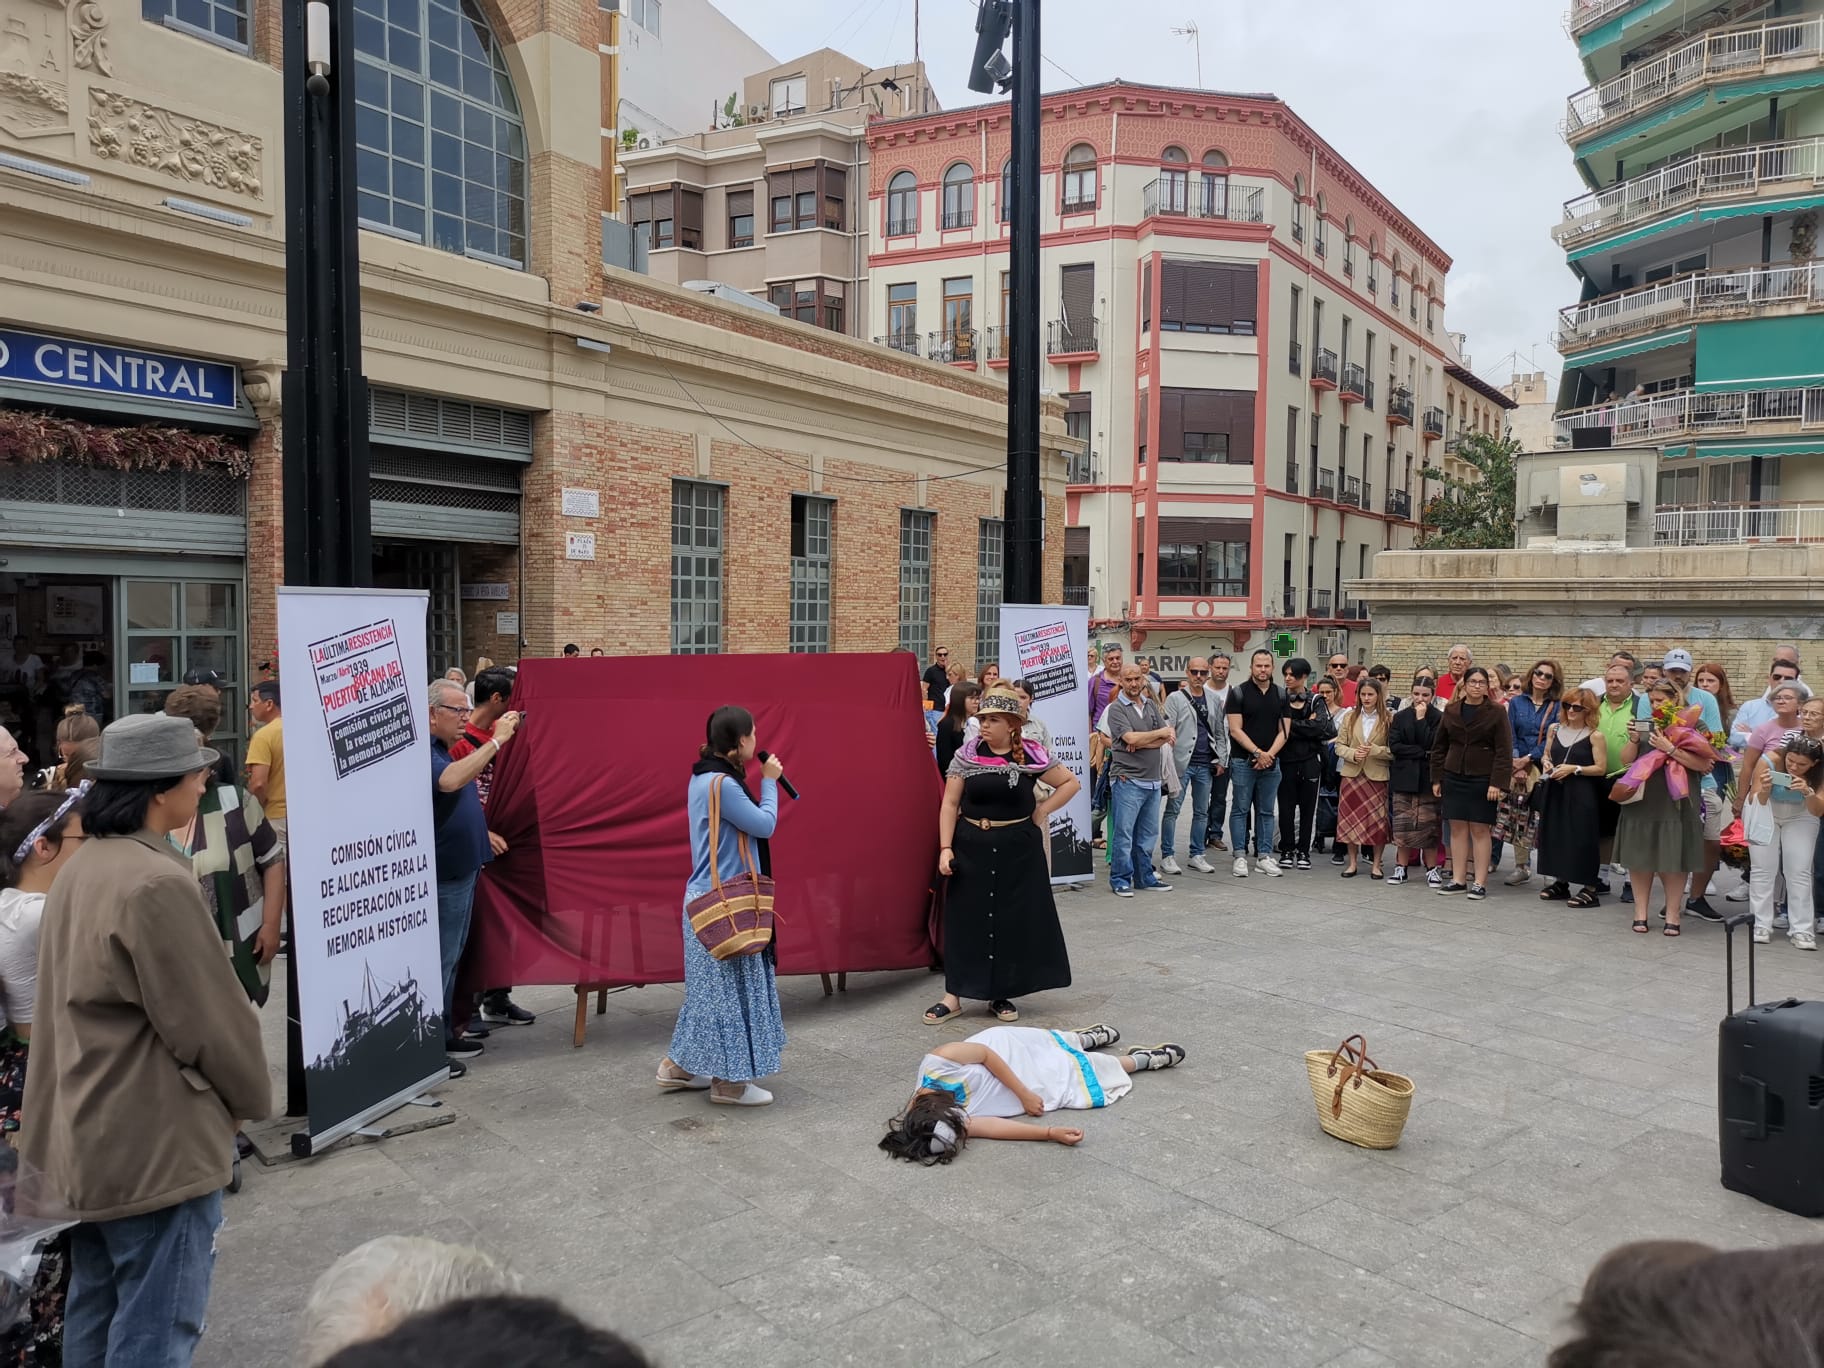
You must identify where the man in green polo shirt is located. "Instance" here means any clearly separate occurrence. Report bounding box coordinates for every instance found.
[1596,660,1646,897]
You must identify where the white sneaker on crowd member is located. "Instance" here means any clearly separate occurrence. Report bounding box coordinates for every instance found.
[1792,930,1818,952]
[1387,864,1408,885]
[1232,857,1250,878]
[1427,867,1445,888]
[1774,910,1791,932]
[1726,885,1750,902]
[1160,856,1184,876]
[1188,854,1215,873]
[1257,855,1283,877]
[1753,927,1772,945]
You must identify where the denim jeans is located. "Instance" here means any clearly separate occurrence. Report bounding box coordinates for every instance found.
[65,1189,223,1368]
[436,873,478,1029]
[1205,766,1231,847]
[1229,759,1282,857]
[1161,762,1212,859]
[1108,778,1164,890]
[1277,766,1321,858]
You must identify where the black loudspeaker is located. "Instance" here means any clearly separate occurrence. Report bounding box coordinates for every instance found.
[1719,915,1824,1216]
[1571,427,1613,449]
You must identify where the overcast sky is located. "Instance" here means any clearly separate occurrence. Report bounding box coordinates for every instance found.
[719,0,1590,390]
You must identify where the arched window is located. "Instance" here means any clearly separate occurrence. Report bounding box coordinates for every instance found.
[1158,144,1189,214]
[1202,149,1229,168]
[1062,142,1097,211]
[354,0,528,267]
[1291,174,1306,241]
[887,170,917,235]
[1313,193,1328,257]
[1000,157,1013,223]
[1196,149,1229,218]
[941,162,975,229]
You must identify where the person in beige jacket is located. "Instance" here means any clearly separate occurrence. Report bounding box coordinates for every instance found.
[1328,678,1395,879]
[21,713,270,1368]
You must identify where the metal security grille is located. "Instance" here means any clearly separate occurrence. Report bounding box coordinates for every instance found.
[368,389,533,457]
[671,481,724,655]
[368,444,523,543]
[789,495,832,654]
[898,510,934,661]
[0,461,245,516]
[975,518,1003,670]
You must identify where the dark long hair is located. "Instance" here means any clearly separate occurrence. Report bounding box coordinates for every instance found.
[879,1092,968,1166]
[939,682,980,737]
[0,789,83,888]
[699,705,754,762]
[82,775,188,838]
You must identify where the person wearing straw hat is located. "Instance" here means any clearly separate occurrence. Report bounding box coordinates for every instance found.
[927,686,1080,1025]
[19,713,271,1368]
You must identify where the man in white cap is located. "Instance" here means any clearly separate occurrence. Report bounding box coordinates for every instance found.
[1662,647,1729,921]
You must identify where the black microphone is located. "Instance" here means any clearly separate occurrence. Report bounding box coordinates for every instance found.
[756,751,800,801]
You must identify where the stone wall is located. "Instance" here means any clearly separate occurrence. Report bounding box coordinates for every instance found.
[1355,546,1824,691]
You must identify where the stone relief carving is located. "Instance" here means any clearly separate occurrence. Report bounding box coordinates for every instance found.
[69,0,109,75]
[88,88,262,198]
[0,0,70,136]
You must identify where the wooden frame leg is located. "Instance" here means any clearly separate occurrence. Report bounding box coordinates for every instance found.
[573,988,589,1048]
[820,972,833,996]
[596,988,608,1014]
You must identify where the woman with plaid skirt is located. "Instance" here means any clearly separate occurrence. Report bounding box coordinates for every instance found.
[1329,677,1394,879]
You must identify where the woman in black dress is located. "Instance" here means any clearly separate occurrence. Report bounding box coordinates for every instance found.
[1535,688,1608,906]
[926,686,1081,1025]
[933,681,982,775]
[1429,666,1514,900]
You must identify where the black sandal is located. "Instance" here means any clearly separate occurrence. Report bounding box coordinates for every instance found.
[1568,887,1601,908]
[923,1002,962,1024]
[1632,919,1649,934]
[1539,881,1571,901]
[1663,922,1682,937]
[990,999,1020,1022]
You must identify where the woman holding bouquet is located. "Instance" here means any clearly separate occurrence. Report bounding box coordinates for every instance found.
[1613,679,1715,936]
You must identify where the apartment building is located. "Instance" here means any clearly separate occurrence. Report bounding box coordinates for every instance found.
[1553,0,1824,520]
[1440,345,1520,485]
[1503,371,1560,453]
[598,0,773,212]
[864,82,1457,674]
[619,51,932,337]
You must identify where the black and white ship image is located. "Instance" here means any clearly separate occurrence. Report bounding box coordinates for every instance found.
[308,962,442,1081]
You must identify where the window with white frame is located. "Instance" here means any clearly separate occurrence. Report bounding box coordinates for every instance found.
[770,75,807,116]
[887,171,918,235]
[898,510,934,659]
[670,481,723,654]
[789,495,833,652]
[975,519,1003,669]
[1061,143,1097,211]
[142,0,247,48]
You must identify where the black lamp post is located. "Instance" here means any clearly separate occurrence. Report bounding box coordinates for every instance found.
[969,0,1043,606]
[280,0,373,1118]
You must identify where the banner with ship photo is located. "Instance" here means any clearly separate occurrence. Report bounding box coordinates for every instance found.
[278,588,448,1147]
[999,603,1094,884]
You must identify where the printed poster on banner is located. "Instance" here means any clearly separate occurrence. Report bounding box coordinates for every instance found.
[279,588,449,1147]
[1001,603,1093,883]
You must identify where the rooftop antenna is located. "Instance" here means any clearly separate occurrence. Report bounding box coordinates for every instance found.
[1171,21,1201,87]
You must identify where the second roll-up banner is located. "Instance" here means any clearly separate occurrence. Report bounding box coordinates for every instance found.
[1000,603,1094,885]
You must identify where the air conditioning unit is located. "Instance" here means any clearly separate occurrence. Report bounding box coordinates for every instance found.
[748,104,765,120]
[636,137,652,150]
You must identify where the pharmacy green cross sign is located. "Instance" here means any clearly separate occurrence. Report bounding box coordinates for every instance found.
[1273,632,1297,658]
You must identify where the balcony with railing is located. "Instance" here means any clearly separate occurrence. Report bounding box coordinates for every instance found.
[1309,587,1334,618]
[1316,467,1336,501]
[1557,385,1824,444]
[886,214,918,237]
[940,206,975,230]
[1285,459,1300,494]
[1555,137,1824,249]
[1280,586,1300,618]
[1311,347,1339,391]
[1341,599,1369,622]
[1422,406,1446,440]
[1048,317,1099,357]
[1340,362,1367,405]
[1564,0,1646,37]
[1140,177,1267,223]
[983,326,1011,364]
[1654,503,1824,545]
[1387,387,1414,426]
[1386,488,1412,520]
[1340,475,1362,508]
[875,331,920,356]
[1363,480,1373,511]
[1062,584,1090,606]
[1288,340,1303,377]
[1562,16,1824,144]
[1557,260,1824,355]
[1066,450,1099,485]
[927,329,978,364]
[1363,378,1376,410]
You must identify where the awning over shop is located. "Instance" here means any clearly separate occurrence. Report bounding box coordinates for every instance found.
[1694,317,1824,391]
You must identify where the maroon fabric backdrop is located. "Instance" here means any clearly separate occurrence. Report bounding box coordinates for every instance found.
[466,652,943,987]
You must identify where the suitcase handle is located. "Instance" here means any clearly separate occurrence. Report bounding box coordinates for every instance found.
[1724,912,1756,1015]
[1735,1074,1769,1141]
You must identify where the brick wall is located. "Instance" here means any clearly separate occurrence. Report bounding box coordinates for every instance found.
[458,545,522,668]
[245,418,283,677]
[1370,631,1800,700]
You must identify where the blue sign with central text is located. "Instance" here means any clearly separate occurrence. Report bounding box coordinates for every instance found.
[0,327,240,411]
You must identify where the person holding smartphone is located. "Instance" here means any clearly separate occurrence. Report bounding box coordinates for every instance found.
[1613,680,1711,936]
[1743,735,1824,950]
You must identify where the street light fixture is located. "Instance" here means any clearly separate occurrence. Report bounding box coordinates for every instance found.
[306,0,331,95]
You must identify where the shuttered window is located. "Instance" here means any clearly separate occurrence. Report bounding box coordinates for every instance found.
[1159,260,1258,335]
[1141,261,1152,330]
[1060,263,1094,330]
[766,162,845,232]
[1159,388,1254,465]
[727,188,754,248]
[627,184,702,249]
[1156,518,1250,597]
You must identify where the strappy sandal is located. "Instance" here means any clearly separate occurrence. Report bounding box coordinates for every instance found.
[1568,887,1600,908]
[1631,919,1649,934]
[990,999,1020,1022]
[1663,922,1682,937]
[923,1002,963,1025]
[1539,881,1571,901]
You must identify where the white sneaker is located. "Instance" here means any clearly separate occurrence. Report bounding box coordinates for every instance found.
[1257,855,1283,878]
[1774,912,1791,932]
[1753,927,1772,945]
[1232,857,1250,878]
[1793,931,1818,952]
[1386,864,1408,885]
[1726,886,1750,902]
[708,1082,774,1107]
[1426,867,1445,888]
[1160,856,1183,876]
[1187,854,1215,874]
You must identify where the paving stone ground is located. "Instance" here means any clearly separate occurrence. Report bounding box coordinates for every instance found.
[200,842,1820,1368]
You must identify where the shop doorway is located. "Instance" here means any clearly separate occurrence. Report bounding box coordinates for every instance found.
[374,541,460,676]
[0,560,244,775]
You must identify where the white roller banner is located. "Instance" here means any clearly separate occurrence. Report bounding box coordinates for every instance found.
[1000,603,1094,884]
[278,587,448,1150]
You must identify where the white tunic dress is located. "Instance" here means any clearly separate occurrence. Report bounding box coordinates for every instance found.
[915,1025,1132,1116]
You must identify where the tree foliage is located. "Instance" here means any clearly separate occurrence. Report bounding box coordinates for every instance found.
[1418,430,1520,550]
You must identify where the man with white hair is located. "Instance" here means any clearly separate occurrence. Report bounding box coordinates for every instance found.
[0,726,25,809]
[428,679,518,1069]
[1437,644,1473,702]
[301,1236,521,1365]
[1730,656,1810,751]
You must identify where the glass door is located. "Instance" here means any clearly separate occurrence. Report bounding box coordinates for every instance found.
[121,577,244,764]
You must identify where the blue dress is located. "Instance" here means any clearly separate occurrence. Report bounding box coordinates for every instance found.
[667,772,786,1082]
